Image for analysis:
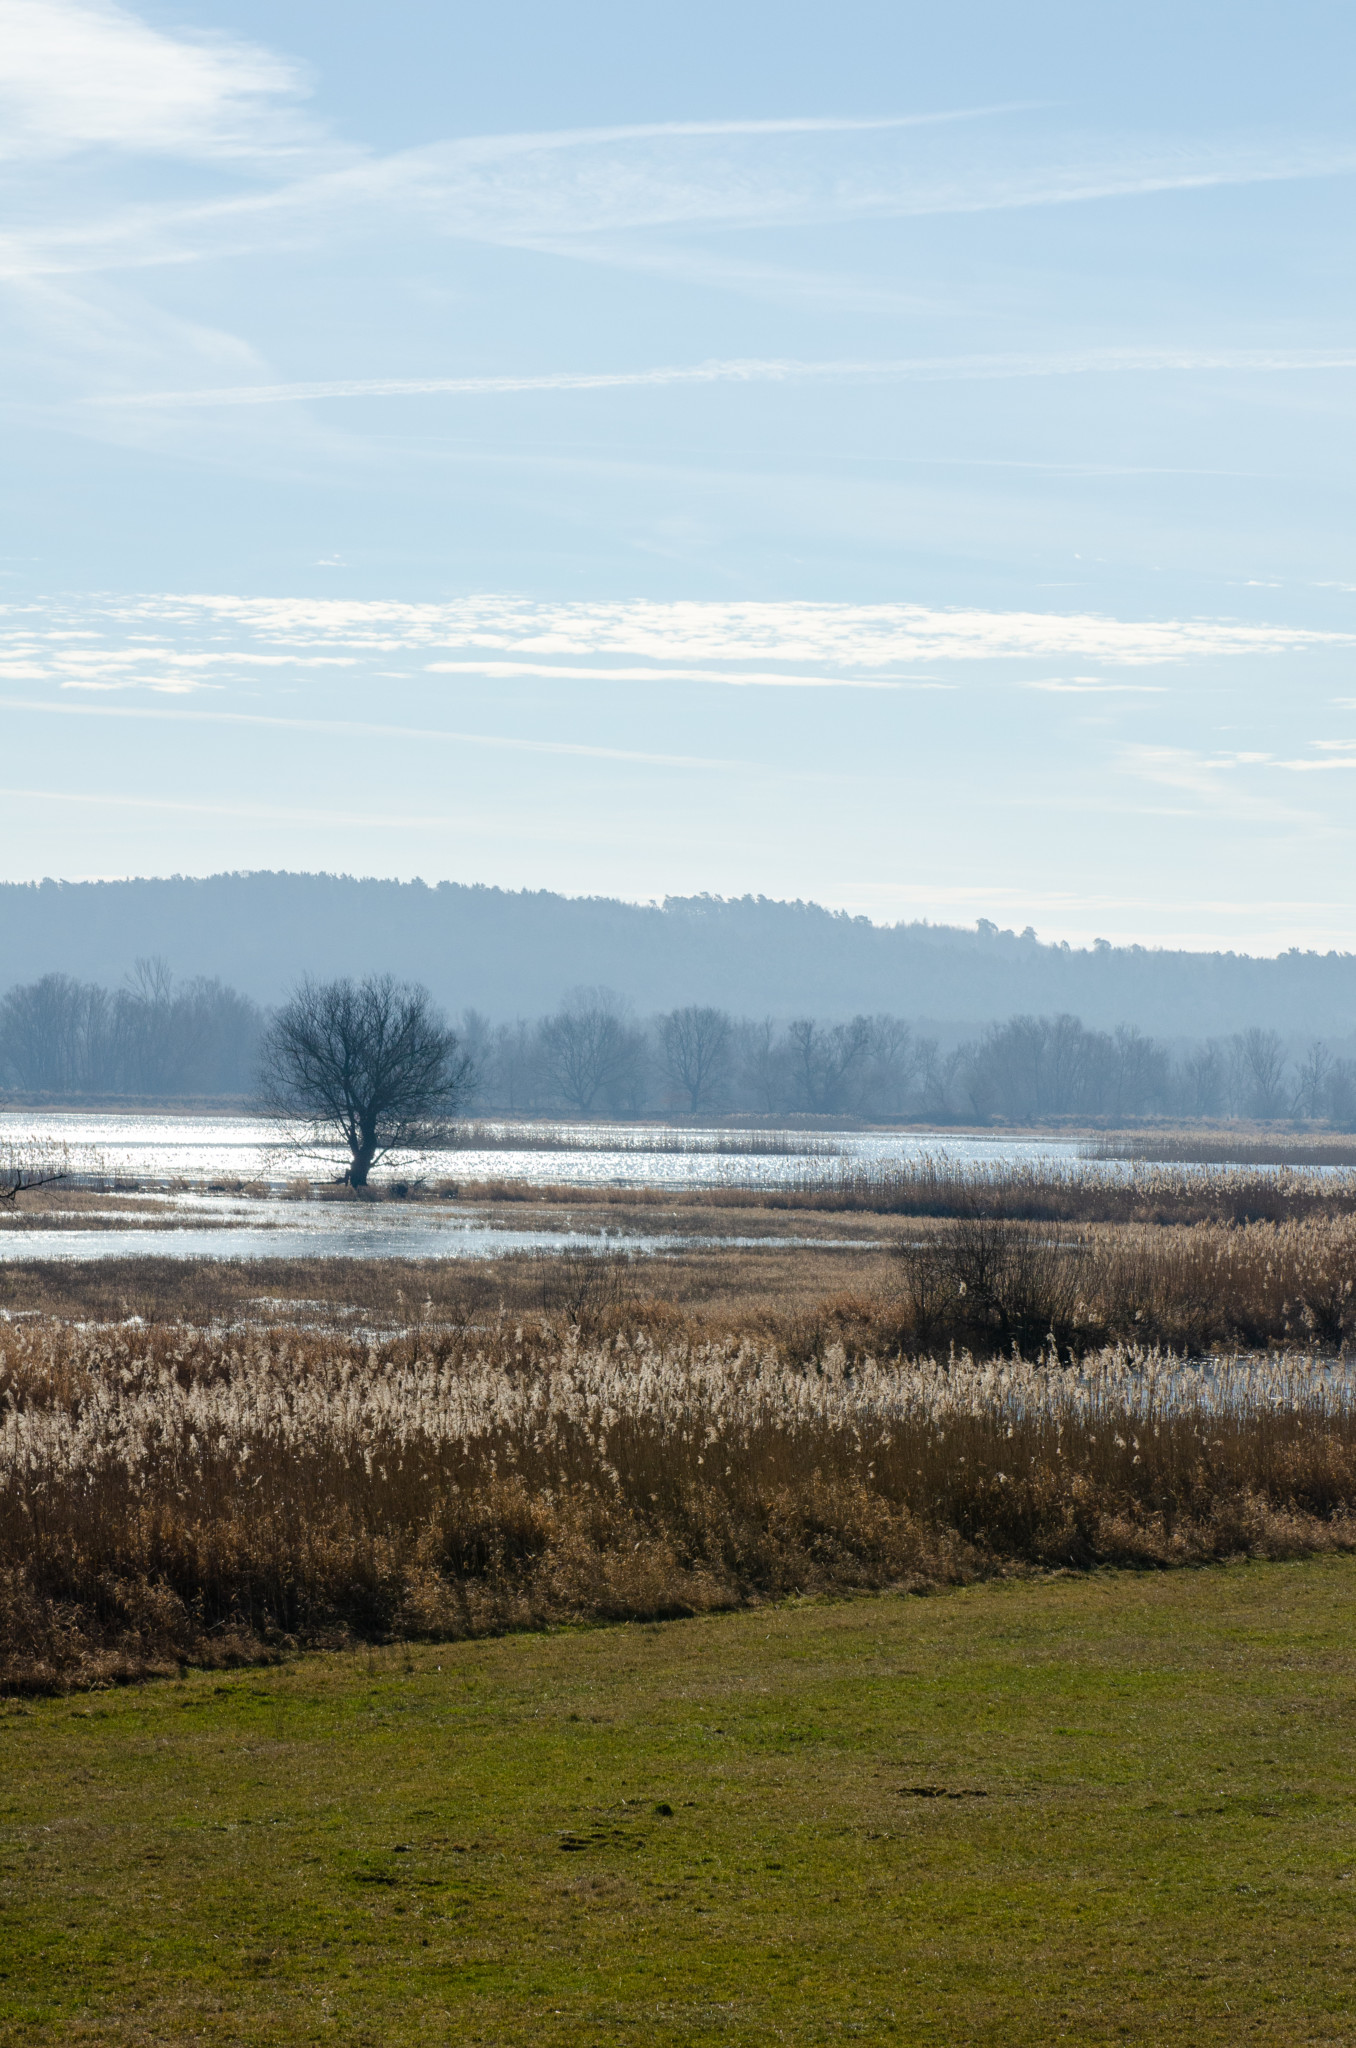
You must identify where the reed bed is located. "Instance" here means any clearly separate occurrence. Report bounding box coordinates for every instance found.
[4,1312,1356,1690]
[783,1154,1356,1224]
[1090,1132,1356,1168]
[442,1122,844,1157]
[887,1210,1356,1358]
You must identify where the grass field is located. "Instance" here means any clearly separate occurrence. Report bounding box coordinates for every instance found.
[4,1559,1356,2045]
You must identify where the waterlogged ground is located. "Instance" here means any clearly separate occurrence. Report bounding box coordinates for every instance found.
[0,1110,1085,1188]
[0,1111,1346,1264]
[0,1189,876,1265]
[0,1113,1076,1264]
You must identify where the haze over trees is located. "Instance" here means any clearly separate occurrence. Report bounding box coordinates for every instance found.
[457,1000,1356,1127]
[0,960,261,1097]
[2,972,1354,1127]
[3,873,1356,1038]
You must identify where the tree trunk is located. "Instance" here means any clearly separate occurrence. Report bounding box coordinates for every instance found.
[348,1131,378,1187]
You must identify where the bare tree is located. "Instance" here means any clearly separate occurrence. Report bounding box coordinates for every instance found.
[785,1016,872,1115]
[0,974,109,1093]
[258,976,475,1186]
[538,988,644,1114]
[1232,1028,1289,1119]
[736,1017,787,1114]
[1181,1041,1226,1118]
[1293,1041,1335,1121]
[860,1016,921,1116]
[658,1004,733,1113]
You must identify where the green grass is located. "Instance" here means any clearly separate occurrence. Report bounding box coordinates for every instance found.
[4,1562,1356,2045]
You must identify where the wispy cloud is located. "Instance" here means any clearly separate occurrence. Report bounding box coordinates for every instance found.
[1117,741,1336,830]
[1278,740,1356,772]
[1023,677,1169,693]
[90,345,1356,412]
[423,660,946,689]
[0,784,517,831]
[0,0,318,163]
[10,98,1356,283]
[9,592,1349,672]
[0,694,744,771]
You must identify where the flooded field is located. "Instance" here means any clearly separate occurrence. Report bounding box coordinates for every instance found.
[0,1187,871,1264]
[1,1110,1349,1264]
[0,1109,1084,1189]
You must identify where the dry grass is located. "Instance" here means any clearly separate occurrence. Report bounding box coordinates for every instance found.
[5,1303,1356,1691]
[1091,1129,1356,1166]
[445,1155,1356,1225]
[1,1159,1353,1692]
[443,1122,844,1156]
[893,1210,1356,1356]
[792,1154,1356,1223]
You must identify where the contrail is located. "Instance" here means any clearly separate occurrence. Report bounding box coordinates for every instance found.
[90,346,1356,410]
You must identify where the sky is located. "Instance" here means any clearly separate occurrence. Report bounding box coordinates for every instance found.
[2,0,1355,953]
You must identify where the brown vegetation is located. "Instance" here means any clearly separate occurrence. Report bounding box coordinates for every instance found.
[441,1156,1356,1225]
[2,1157,1353,1689]
[789,1155,1356,1224]
[3,1302,1356,1691]
[1091,1130,1356,1167]
[893,1211,1356,1356]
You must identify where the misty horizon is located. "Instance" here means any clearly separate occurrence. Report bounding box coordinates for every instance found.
[2,873,1354,1054]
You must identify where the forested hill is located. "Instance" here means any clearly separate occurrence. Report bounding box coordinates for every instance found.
[1,874,1353,1038]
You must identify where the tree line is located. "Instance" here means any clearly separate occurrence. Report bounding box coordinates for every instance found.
[0,962,263,1098]
[459,992,1356,1125]
[2,968,1353,1125]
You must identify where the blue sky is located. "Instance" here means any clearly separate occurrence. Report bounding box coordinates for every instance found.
[2,0,1355,951]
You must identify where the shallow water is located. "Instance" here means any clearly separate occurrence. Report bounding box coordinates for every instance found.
[0,1188,875,1264]
[0,1215,868,1265]
[0,1109,1084,1189]
[0,1110,1340,1264]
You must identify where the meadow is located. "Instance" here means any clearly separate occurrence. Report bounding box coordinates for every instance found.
[4,1560,1356,2045]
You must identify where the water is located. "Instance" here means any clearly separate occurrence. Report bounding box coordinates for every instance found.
[0,1189,871,1264]
[0,1110,1339,1265]
[0,1109,1084,1189]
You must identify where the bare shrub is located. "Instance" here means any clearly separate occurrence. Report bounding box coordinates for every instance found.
[897,1214,1093,1356]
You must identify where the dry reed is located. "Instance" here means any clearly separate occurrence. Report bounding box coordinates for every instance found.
[442,1122,843,1157]
[782,1155,1356,1225]
[4,1311,1356,1691]
[892,1212,1356,1356]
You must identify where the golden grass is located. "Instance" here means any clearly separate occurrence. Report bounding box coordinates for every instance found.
[5,1303,1356,1692]
[442,1156,1356,1225]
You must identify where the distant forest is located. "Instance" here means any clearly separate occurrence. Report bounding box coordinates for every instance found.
[2,872,1356,1038]
[2,971,1353,1126]
[0,965,262,1100]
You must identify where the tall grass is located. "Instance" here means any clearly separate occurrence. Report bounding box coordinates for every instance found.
[786,1155,1356,1225]
[442,1122,845,1157]
[5,1313,1356,1690]
[1090,1132,1356,1168]
[891,1212,1356,1356]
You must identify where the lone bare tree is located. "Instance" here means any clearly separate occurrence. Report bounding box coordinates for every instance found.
[1232,1028,1289,1120]
[258,976,475,1186]
[658,1005,733,1113]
